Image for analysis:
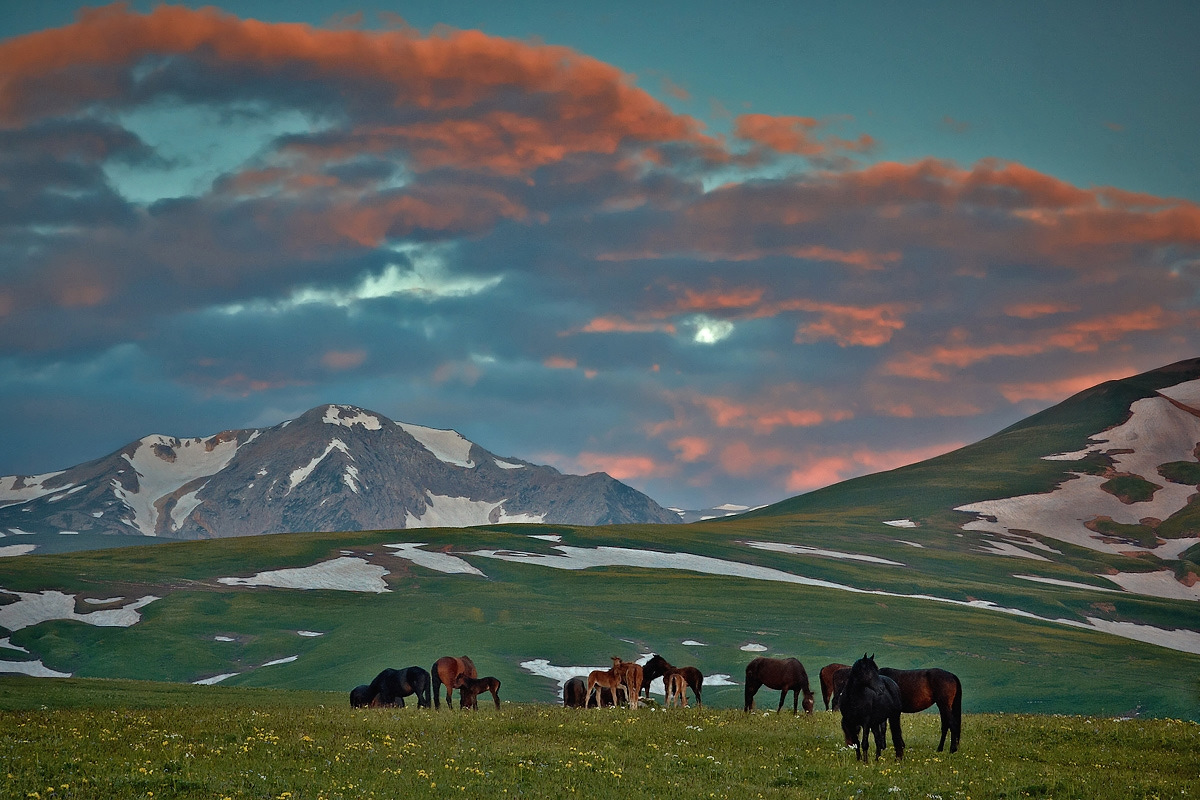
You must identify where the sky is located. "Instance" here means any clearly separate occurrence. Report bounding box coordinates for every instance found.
[1,1,1198,511]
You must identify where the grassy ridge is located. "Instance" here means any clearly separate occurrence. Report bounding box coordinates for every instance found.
[2,677,1197,800]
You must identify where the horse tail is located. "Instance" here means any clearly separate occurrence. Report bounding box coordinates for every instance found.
[431,661,442,710]
[951,673,963,749]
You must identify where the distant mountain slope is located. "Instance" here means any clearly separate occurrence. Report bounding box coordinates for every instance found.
[0,405,679,542]
[742,357,1200,598]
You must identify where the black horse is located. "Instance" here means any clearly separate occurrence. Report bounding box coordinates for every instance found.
[364,666,432,708]
[839,654,904,762]
[879,666,962,752]
[642,654,704,707]
[350,684,374,708]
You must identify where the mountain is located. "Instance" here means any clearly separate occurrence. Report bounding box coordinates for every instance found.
[744,356,1200,600]
[0,404,680,543]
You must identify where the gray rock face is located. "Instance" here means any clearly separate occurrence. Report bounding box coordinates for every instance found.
[0,404,680,540]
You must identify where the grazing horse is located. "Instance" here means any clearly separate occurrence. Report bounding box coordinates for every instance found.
[743,656,815,714]
[642,654,704,707]
[564,676,616,708]
[664,672,689,708]
[431,656,477,710]
[879,667,962,753]
[839,654,904,762]
[365,666,432,708]
[611,657,644,709]
[455,675,502,710]
[819,663,851,711]
[586,668,627,708]
[350,684,373,708]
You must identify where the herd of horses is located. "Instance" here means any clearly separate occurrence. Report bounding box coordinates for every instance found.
[350,656,501,711]
[349,651,962,762]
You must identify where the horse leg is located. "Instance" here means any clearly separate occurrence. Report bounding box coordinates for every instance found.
[490,687,500,709]
[777,689,788,713]
[743,679,760,712]
[936,700,951,752]
[873,721,888,762]
[890,712,905,761]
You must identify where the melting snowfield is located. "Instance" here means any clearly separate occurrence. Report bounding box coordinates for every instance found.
[403,493,545,528]
[0,589,158,632]
[218,557,390,593]
[0,544,37,558]
[745,540,906,566]
[958,379,1200,559]
[385,542,486,576]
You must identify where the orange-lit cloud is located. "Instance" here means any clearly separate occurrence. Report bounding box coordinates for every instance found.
[320,349,367,370]
[544,356,578,369]
[573,452,676,480]
[998,369,1137,403]
[735,114,876,159]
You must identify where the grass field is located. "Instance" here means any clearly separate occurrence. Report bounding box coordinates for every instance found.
[2,677,1198,800]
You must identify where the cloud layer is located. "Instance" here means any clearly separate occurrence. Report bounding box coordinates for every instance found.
[2,5,1199,509]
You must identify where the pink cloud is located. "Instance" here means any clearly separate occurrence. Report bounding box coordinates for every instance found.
[320,349,367,370]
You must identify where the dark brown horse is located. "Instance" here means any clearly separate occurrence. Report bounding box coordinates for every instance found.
[743,656,815,714]
[564,676,616,708]
[362,666,432,708]
[879,667,962,753]
[431,655,477,710]
[350,684,373,708]
[819,662,850,711]
[840,654,904,762]
[642,654,704,707]
[455,675,501,710]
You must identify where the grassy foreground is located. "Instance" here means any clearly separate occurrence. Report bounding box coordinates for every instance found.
[1,678,1197,799]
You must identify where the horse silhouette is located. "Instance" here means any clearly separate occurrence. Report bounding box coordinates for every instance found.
[819,662,850,710]
[642,654,704,707]
[350,684,373,708]
[743,656,815,714]
[431,656,477,710]
[879,666,962,752]
[839,654,904,762]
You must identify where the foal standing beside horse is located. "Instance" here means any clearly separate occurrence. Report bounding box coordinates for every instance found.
[642,654,704,707]
[431,655,477,710]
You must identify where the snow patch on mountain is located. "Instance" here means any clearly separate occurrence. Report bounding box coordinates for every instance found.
[0,589,158,631]
[288,438,351,493]
[323,405,383,430]
[0,472,68,509]
[959,377,1200,557]
[114,434,245,535]
[399,423,475,468]
[385,542,486,576]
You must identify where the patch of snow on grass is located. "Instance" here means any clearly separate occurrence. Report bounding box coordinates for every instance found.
[385,542,486,576]
[0,638,28,653]
[218,557,390,593]
[529,534,562,542]
[682,640,708,646]
[716,503,749,512]
[297,630,324,637]
[896,540,924,548]
[1012,574,1118,592]
[215,636,236,642]
[404,494,544,528]
[84,597,123,604]
[193,673,239,685]
[1106,570,1200,601]
[288,438,351,493]
[975,539,1052,561]
[398,422,475,467]
[883,519,917,528]
[323,405,383,430]
[261,655,299,667]
[0,545,36,557]
[1156,377,1200,410]
[8,528,35,535]
[0,590,157,631]
[1075,617,1200,654]
[965,387,1200,556]
[740,643,768,652]
[746,541,905,566]
[114,434,243,536]
[0,659,70,677]
[58,531,78,535]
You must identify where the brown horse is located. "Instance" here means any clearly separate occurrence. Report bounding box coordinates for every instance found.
[611,657,643,709]
[431,655,477,710]
[744,656,815,714]
[820,662,850,711]
[564,676,616,708]
[879,667,962,753]
[664,672,689,708]
[455,675,501,710]
[642,654,704,707]
[587,668,627,708]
